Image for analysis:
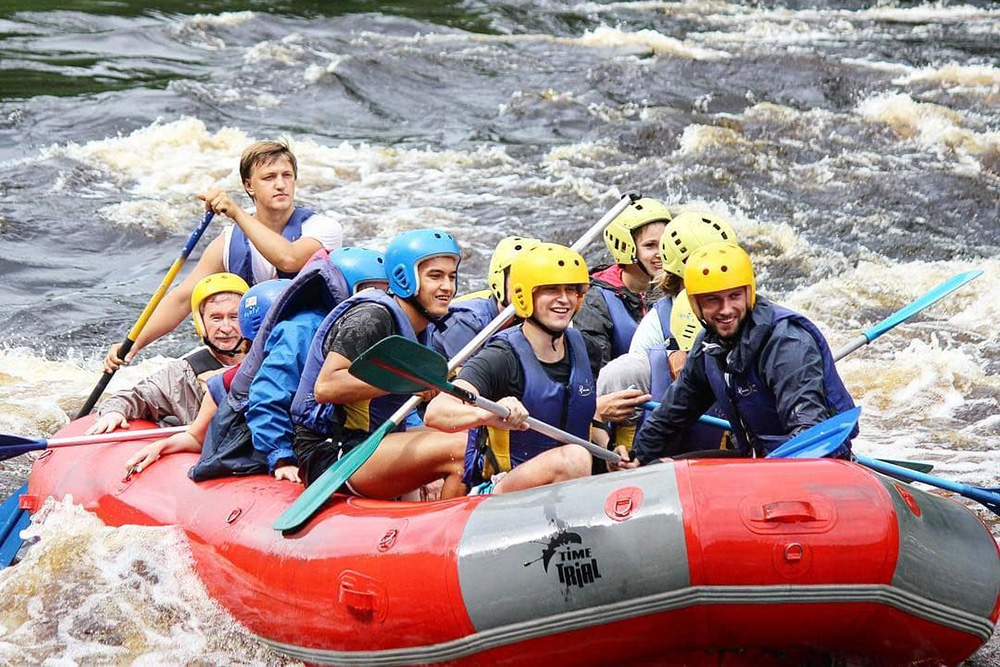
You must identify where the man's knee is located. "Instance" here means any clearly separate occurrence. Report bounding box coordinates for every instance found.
[558,444,592,480]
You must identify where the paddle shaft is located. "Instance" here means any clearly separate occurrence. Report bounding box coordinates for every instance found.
[854,454,1000,515]
[47,426,187,449]
[76,211,216,418]
[351,191,643,458]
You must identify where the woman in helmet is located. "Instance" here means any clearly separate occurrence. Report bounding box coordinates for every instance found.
[86,273,250,435]
[574,197,672,374]
[425,243,599,495]
[290,229,467,499]
[615,242,858,466]
[427,235,541,358]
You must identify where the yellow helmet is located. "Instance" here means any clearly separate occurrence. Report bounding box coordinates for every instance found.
[669,289,703,352]
[602,197,673,265]
[509,243,589,318]
[191,272,250,338]
[660,211,738,277]
[487,236,541,303]
[683,242,755,319]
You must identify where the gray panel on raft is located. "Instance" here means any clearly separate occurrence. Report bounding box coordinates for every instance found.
[886,477,1000,620]
[457,466,689,632]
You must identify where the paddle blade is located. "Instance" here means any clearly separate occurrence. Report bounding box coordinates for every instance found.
[0,435,47,462]
[863,270,982,343]
[0,483,29,567]
[273,419,398,533]
[766,407,861,459]
[350,336,449,395]
[876,459,934,474]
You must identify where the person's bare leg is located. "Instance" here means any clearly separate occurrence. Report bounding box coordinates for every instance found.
[493,444,591,495]
[348,430,466,499]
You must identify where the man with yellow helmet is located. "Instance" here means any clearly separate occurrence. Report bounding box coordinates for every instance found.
[574,197,671,372]
[86,273,249,434]
[615,242,858,465]
[427,235,541,358]
[425,243,597,495]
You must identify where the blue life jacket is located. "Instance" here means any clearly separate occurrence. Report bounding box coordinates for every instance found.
[227,206,314,285]
[597,286,638,358]
[290,291,419,438]
[227,257,350,412]
[206,372,227,406]
[464,326,595,484]
[427,295,501,358]
[653,296,674,348]
[704,306,857,457]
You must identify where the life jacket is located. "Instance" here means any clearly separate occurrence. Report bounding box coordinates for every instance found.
[226,206,314,285]
[465,326,595,483]
[426,295,501,358]
[290,291,419,439]
[597,286,639,358]
[226,256,349,412]
[188,257,349,482]
[181,346,227,394]
[653,296,674,348]
[703,306,857,457]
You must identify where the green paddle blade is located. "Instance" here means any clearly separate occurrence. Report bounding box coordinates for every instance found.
[877,459,934,474]
[273,418,399,534]
[349,335,450,395]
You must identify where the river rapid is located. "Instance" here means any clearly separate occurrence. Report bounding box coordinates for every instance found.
[0,0,997,663]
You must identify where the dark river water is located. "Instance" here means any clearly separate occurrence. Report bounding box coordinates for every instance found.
[0,0,997,663]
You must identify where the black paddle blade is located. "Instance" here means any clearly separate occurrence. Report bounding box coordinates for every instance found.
[349,335,449,395]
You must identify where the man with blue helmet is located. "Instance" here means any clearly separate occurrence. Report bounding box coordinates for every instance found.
[291,229,467,499]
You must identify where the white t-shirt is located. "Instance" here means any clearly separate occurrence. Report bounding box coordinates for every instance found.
[629,305,670,357]
[222,212,344,284]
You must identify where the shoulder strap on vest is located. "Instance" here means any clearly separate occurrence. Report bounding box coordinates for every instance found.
[181,346,224,376]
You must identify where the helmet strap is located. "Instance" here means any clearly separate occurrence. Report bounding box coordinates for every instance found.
[406,295,443,325]
[203,336,246,358]
[527,316,564,351]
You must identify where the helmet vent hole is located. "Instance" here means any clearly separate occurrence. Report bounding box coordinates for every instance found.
[557,260,565,267]
[721,265,729,273]
[701,268,709,276]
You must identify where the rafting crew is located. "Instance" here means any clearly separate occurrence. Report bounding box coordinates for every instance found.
[612,242,858,469]
[574,197,671,375]
[103,140,343,373]
[290,229,467,500]
[424,243,600,495]
[87,272,249,435]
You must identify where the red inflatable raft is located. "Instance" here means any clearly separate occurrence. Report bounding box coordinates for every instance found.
[23,418,1000,666]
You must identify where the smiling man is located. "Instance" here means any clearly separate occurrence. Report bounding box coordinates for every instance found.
[104,139,343,373]
[425,243,598,495]
[290,229,468,500]
[614,242,858,467]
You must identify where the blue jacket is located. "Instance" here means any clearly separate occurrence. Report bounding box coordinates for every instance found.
[227,206,314,285]
[632,297,856,462]
[463,326,595,485]
[246,310,326,473]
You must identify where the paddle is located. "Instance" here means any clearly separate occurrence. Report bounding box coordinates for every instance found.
[833,270,982,360]
[273,191,642,533]
[0,483,29,567]
[0,425,187,462]
[765,407,860,459]
[76,211,216,418]
[351,336,620,463]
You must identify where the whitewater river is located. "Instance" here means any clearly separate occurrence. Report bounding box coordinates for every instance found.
[0,0,997,663]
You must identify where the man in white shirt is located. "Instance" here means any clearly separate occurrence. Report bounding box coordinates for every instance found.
[104,139,343,372]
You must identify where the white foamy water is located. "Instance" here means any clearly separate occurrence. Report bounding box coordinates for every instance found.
[0,499,296,666]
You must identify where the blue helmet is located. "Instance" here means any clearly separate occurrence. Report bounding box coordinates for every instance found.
[238,279,290,341]
[384,229,461,298]
[328,247,387,294]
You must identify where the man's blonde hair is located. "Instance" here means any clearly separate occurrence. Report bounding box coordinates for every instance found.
[239,140,298,197]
